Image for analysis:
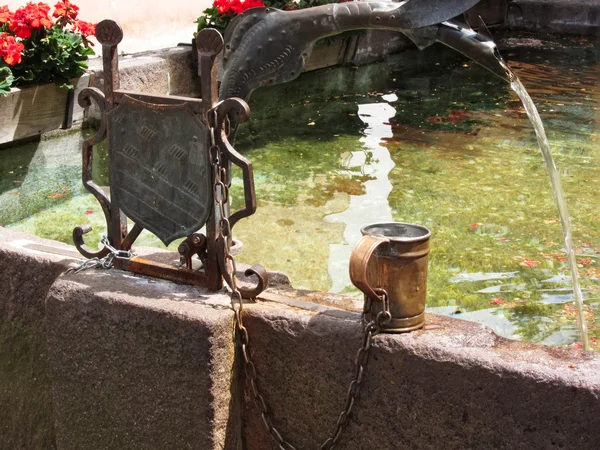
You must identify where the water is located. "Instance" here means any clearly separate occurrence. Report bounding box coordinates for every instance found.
[511,77,590,349]
[2,33,599,349]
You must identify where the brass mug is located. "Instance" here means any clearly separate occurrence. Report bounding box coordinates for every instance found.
[349,222,431,332]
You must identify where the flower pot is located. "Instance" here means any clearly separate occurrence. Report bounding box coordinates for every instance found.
[0,75,90,145]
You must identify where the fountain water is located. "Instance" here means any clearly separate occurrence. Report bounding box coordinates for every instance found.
[510,78,591,350]
[438,19,590,349]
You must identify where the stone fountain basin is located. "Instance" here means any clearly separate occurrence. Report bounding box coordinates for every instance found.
[1,225,598,449]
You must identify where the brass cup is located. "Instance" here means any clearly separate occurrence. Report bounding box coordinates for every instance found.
[349,222,431,333]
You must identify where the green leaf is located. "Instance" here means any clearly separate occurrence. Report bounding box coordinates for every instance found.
[0,66,14,96]
[80,47,95,57]
[9,26,94,88]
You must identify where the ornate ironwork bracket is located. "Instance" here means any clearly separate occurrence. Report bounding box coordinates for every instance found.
[73,19,267,295]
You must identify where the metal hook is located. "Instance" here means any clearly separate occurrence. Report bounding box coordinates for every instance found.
[238,264,269,299]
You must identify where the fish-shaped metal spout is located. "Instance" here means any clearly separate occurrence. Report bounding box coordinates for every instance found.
[435,18,514,83]
[219,0,485,100]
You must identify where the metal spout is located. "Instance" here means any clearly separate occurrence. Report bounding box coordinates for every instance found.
[436,19,515,83]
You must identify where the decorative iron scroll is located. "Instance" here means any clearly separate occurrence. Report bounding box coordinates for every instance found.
[73,19,267,294]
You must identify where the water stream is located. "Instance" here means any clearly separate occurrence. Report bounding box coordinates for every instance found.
[511,77,590,350]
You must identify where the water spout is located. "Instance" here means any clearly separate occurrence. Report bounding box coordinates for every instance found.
[436,19,514,83]
[220,1,486,100]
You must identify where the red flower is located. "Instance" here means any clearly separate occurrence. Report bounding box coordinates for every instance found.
[0,5,11,24]
[522,260,540,267]
[74,19,95,36]
[214,0,231,14]
[0,32,24,65]
[215,0,264,15]
[490,297,505,305]
[244,0,265,10]
[53,0,79,21]
[9,2,53,39]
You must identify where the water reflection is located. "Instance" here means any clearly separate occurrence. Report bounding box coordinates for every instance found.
[325,101,396,293]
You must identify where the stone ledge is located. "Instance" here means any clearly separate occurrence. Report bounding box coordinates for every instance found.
[242,302,600,449]
[45,271,239,450]
[87,46,199,98]
[1,226,599,449]
[0,226,82,450]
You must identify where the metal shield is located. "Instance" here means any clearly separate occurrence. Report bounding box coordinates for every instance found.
[107,95,212,245]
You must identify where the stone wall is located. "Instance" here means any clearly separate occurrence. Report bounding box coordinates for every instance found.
[507,0,600,35]
[1,225,599,449]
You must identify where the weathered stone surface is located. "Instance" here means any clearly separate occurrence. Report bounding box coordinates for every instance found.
[0,226,80,450]
[165,47,203,97]
[88,46,197,97]
[240,301,600,450]
[351,31,415,66]
[2,225,600,450]
[45,270,239,450]
[507,0,600,35]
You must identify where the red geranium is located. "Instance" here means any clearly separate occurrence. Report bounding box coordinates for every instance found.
[9,2,53,39]
[74,19,95,36]
[0,1,96,96]
[0,5,11,24]
[53,0,79,20]
[0,32,24,65]
[215,0,264,15]
[237,0,265,13]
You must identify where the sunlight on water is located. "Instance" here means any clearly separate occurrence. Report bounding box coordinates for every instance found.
[325,101,395,292]
[511,77,590,350]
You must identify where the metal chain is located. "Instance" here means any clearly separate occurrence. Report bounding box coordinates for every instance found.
[319,308,391,450]
[64,236,135,274]
[209,110,392,450]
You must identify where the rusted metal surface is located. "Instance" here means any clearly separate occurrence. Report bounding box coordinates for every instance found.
[73,20,266,295]
[178,233,207,270]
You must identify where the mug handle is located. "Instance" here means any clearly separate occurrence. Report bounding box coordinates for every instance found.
[349,235,389,301]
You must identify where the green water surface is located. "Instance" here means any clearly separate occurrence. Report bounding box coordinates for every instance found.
[3,33,599,349]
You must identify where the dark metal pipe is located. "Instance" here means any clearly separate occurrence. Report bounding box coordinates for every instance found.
[436,19,515,83]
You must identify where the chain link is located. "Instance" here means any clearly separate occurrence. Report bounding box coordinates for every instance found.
[64,235,135,274]
[209,109,392,450]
